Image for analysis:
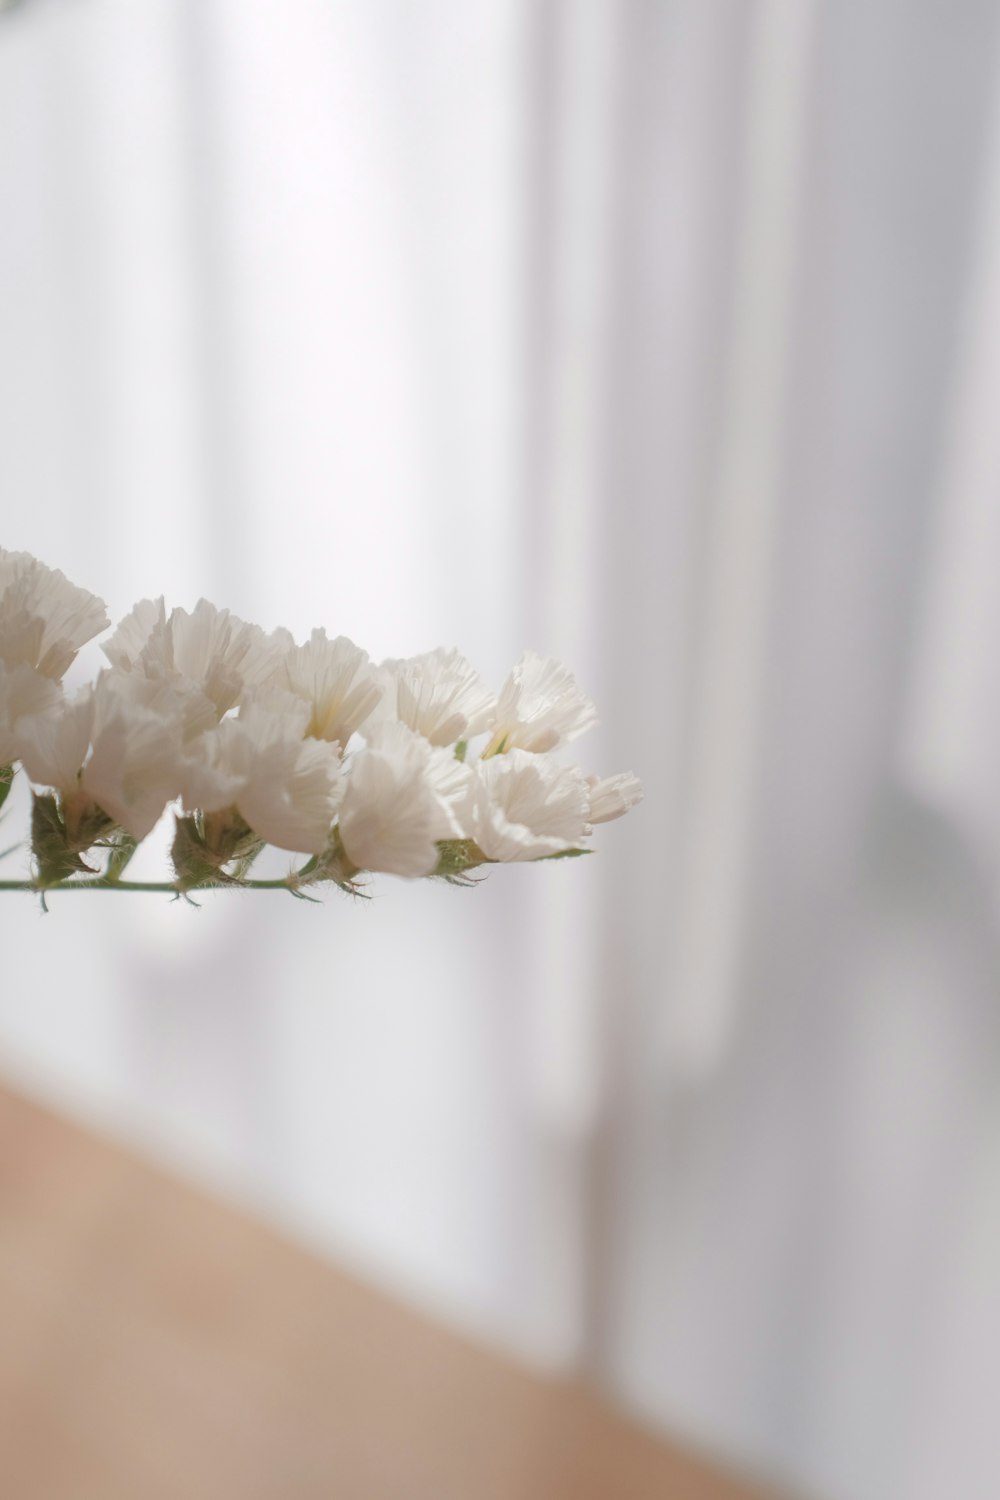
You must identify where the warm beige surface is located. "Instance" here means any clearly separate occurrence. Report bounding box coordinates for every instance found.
[0,1082,782,1500]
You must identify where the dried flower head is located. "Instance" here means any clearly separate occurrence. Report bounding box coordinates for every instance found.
[0,551,640,899]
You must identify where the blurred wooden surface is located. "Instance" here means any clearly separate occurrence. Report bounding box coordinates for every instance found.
[0,1082,781,1500]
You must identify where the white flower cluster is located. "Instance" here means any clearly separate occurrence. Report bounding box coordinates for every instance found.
[0,550,641,892]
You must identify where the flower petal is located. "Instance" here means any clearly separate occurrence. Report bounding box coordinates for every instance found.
[486,650,597,755]
[469,749,591,861]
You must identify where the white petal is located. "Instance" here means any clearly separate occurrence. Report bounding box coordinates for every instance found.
[176,721,248,813]
[167,600,286,715]
[105,598,287,718]
[486,650,597,755]
[102,597,167,670]
[362,719,423,756]
[228,702,345,853]
[470,750,591,861]
[15,687,95,792]
[364,720,470,837]
[0,662,63,763]
[238,686,312,739]
[338,739,443,876]
[586,770,643,824]
[237,736,344,854]
[178,702,343,852]
[82,687,185,839]
[276,629,384,745]
[382,647,496,746]
[98,667,217,743]
[425,748,474,837]
[0,549,109,679]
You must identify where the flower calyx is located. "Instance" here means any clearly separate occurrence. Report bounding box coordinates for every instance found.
[432,838,492,885]
[171,809,263,891]
[31,790,113,887]
[287,827,366,898]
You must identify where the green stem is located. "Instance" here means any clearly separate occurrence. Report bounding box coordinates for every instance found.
[0,877,310,895]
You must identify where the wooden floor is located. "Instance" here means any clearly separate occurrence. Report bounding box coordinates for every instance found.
[0,1082,782,1500]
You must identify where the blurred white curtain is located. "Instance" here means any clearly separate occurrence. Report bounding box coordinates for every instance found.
[5,4,1000,1500]
[588,4,1000,1500]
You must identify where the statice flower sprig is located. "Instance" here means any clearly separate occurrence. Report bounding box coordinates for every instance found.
[0,551,642,901]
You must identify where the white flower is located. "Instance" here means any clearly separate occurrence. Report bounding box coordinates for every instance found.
[169,602,288,714]
[380,647,496,746]
[104,597,286,717]
[0,662,63,763]
[423,749,474,832]
[179,696,344,854]
[15,688,114,856]
[174,723,247,816]
[338,722,463,877]
[102,597,167,671]
[14,685,94,793]
[468,749,591,862]
[104,664,218,744]
[80,672,191,839]
[483,650,597,756]
[586,770,643,824]
[0,549,108,679]
[274,629,384,746]
[16,669,233,842]
[365,720,471,836]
